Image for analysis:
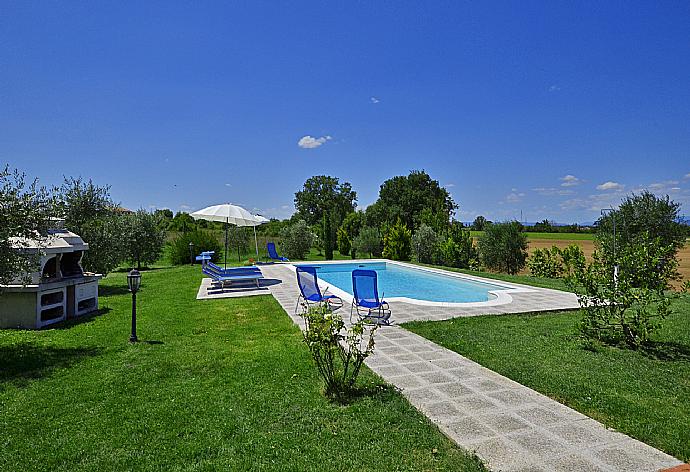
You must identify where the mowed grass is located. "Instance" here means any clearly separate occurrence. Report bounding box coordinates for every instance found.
[0,265,485,472]
[405,295,690,462]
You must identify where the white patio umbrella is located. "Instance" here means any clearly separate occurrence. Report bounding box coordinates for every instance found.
[190,203,262,268]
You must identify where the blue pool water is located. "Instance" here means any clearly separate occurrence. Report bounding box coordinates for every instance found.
[296,262,510,303]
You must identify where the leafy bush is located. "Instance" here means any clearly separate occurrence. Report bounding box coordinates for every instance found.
[279,220,314,260]
[336,227,351,258]
[528,246,562,278]
[0,166,53,285]
[55,177,125,276]
[300,303,378,399]
[478,221,528,274]
[122,210,166,269]
[411,224,439,264]
[568,232,677,349]
[353,226,382,258]
[438,223,478,269]
[169,230,221,265]
[383,219,412,261]
[597,191,685,290]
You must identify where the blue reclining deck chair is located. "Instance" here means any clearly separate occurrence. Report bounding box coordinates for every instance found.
[295,266,343,314]
[202,265,264,288]
[267,242,289,262]
[351,269,391,325]
[207,261,261,275]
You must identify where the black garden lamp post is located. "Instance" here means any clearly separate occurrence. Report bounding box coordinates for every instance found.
[189,241,195,265]
[127,269,142,343]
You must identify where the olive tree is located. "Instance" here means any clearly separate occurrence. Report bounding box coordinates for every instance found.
[54,177,125,275]
[122,210,166,269]
[0,166,54,287]
[478,221,528,274]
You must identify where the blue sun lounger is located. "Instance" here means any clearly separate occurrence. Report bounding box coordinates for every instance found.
[203,266,264,288]
[207,261,261,275]
[267,242,289,262]
[351,269,391,325]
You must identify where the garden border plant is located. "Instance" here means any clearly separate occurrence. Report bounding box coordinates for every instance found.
[300,303,378,401]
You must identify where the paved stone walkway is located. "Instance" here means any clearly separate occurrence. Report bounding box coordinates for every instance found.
[261,263,683,472]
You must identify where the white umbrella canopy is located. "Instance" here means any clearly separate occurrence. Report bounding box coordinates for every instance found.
[190,203,258,227]
[190,203,264,268]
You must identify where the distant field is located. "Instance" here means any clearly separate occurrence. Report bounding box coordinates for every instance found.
[469,231,595,240]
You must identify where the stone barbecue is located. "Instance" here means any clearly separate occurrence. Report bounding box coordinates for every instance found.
[0,221,102,329]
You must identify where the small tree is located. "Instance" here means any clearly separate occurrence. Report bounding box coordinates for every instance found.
[55,177,124,276]
[478,221,528,274]
[280,220,314,260]
[411,224,439,264]
[437,226,478,269]
[471,215,490,231]
[122,210,166,269]
[301,303,377,400]
[597,191,686,290]
[336,227,351,258]
[352,227,382,258]
[0,166,53,287]
[568,232,677,349]
[382,219,412,261]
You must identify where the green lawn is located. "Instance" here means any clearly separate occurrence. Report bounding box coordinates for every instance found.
[0,265,484,471]
[405,296,690,462]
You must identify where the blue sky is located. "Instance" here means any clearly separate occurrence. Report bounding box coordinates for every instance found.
[2,1,690,223]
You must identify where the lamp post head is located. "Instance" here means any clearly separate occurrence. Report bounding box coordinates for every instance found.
[127,269,142,294]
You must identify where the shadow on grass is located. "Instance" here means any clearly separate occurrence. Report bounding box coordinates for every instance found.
[48,307,112,330]
[328,382,399,406]
[99,285,131,296]
[640,341,690,362]
[0,343,103,389]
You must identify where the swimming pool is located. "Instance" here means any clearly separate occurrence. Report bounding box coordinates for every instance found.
[293,261,522,305]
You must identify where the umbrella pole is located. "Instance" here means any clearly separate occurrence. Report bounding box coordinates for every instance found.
[224,221,229,269]
[236,226,241,262]
[253,226,259,258]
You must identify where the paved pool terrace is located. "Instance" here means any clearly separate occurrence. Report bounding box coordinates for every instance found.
[201,262,684,471]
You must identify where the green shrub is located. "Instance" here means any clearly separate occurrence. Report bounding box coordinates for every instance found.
[438,223,478,269]
[336,227,351,258]
[122,210,166,269]
[478,221,528,274]
[528,246,563,278]
[353,226,382,258]
[411,224,439,264]
[279,220,314,260]
[300,303,378,400]
[568,232,677,349]
[169,230,222,265]
[383,219,412,261]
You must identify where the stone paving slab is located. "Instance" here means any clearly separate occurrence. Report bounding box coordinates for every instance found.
[259,263,683,472]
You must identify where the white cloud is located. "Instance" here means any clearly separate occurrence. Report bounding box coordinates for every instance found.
[298,135,332,149]
[596,181,624,191]
[370,96,380,104]
[647,180,680,192]
[560,175,582,187]
[548,85,561,92]
[532,187,574,196]
[684,173,690,180]
[506,192,525,203]
[444,183,455,188]
[179,204,193,211]
[224,183,232,187]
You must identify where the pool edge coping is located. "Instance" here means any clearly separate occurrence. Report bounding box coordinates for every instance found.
[287,259,542,308]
